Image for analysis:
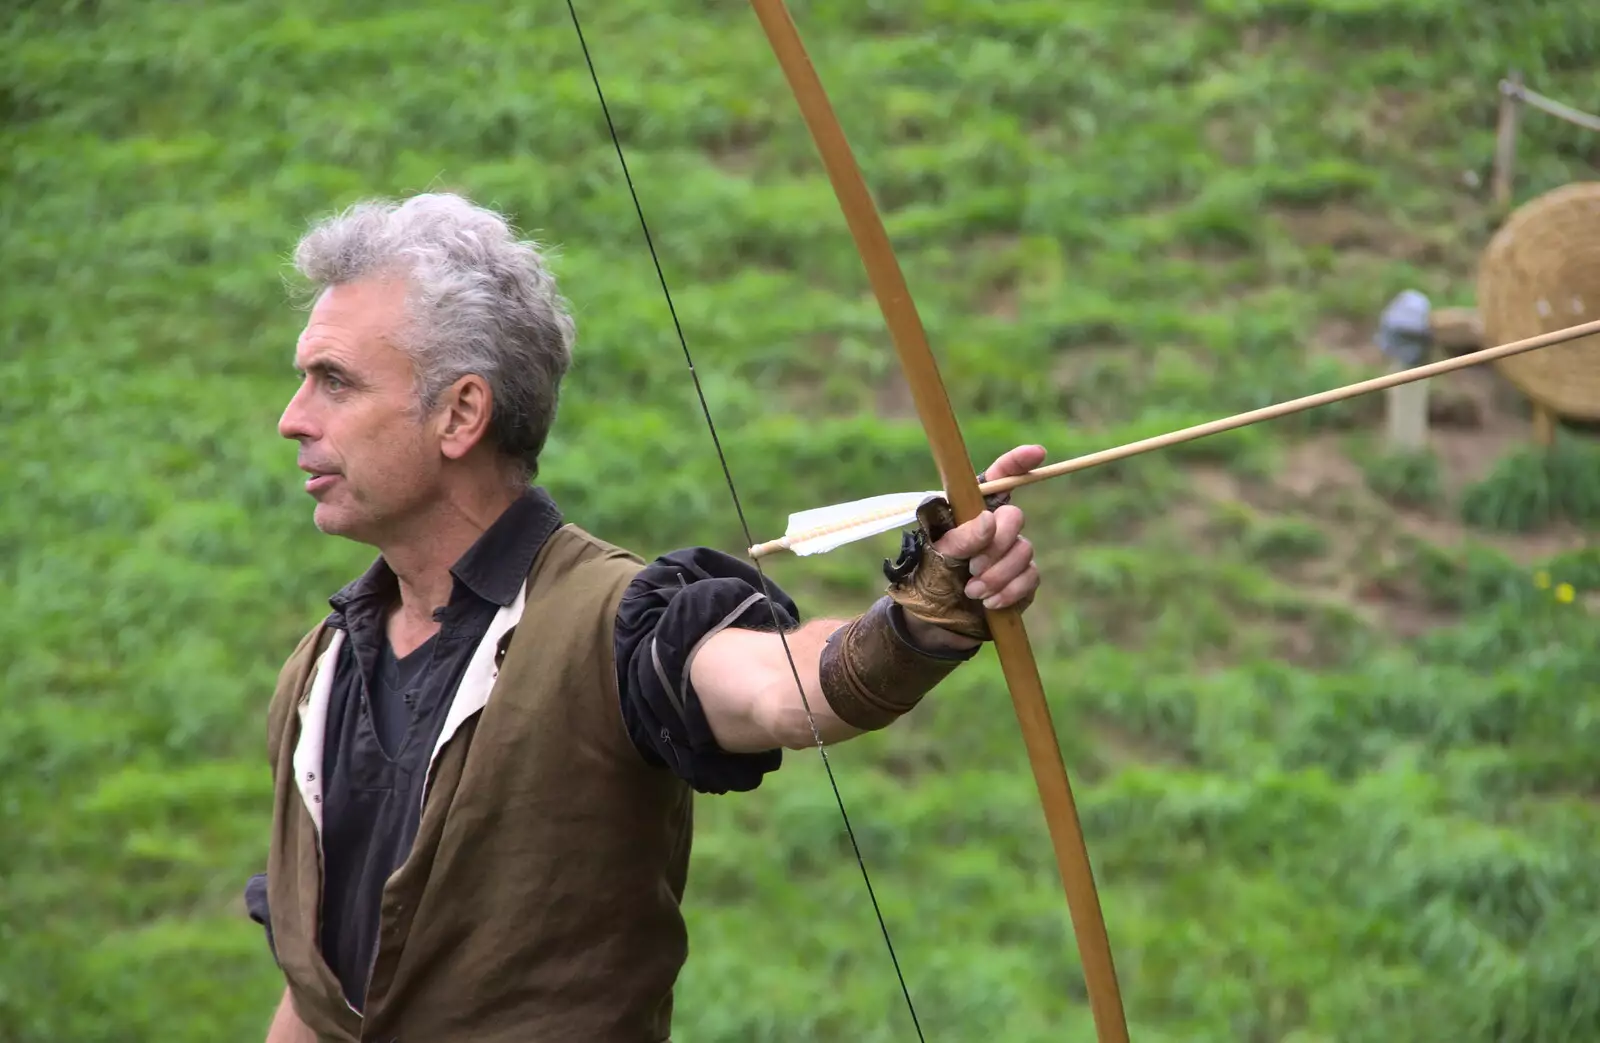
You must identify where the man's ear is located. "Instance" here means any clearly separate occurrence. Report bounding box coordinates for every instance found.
[436,374,495,460]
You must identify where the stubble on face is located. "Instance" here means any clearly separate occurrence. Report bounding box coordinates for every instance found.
[280,277,444,547]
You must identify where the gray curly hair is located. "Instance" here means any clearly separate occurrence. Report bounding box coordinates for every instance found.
[292,192,576,483]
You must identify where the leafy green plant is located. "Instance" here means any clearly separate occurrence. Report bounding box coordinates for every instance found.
[1460,434,1600,531]
[1363,447,1444,509]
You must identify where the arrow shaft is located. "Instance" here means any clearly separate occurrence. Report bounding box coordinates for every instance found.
[977,315,1600,498]
[751,315,1600,561]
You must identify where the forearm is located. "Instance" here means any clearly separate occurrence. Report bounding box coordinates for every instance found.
[692,599,979,753]
[691,618,863,751]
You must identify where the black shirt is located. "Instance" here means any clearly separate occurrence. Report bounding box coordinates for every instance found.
[245,487,797,1009]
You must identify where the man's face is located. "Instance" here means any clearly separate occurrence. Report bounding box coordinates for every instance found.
[278,277,442,544]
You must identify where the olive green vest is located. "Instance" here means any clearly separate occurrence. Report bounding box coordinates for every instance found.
[263,524,691,1042]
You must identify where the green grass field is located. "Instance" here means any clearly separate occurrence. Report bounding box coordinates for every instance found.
[4,1,1599,1040]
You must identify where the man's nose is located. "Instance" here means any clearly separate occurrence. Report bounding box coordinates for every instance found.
[278,381,315,442]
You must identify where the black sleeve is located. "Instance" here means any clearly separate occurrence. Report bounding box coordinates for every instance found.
[614,546,804,794]
[244,871,278,965]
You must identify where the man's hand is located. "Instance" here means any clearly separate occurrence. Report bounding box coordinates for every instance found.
[939,443,1044,610]
[900,444,1045,652]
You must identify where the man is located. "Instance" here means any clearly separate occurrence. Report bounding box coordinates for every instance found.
[246,193,1043,1042]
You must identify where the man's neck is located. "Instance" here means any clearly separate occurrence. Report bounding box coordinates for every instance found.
[380,484,522,630]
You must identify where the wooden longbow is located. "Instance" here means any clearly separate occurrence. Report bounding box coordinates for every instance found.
[742,5,1130,1041]
[566,2,1128,1039]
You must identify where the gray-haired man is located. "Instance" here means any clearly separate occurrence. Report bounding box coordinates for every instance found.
[248,193,1043,1041]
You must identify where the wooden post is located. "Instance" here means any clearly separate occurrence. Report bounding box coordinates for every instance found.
[1532,402,1556,446]
[1493,71,1522,206]
[1385,363,1430,450]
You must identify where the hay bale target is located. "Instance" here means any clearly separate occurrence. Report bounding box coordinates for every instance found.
[1476,180,1600,423]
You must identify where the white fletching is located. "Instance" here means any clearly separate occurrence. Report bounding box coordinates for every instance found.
[777,490,942,556]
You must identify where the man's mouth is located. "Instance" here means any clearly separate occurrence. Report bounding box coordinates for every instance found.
[301,466,341,494]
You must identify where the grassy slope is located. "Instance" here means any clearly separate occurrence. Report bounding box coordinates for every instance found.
[4,1,1600,1040]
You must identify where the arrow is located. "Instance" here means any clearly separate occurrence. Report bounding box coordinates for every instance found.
[750,315,1600,559]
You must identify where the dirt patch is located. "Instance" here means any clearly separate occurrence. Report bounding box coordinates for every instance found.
[1189,464,1244,505]
[1395,504,1587,563]
[776,333,846,416]
[970,233,1025,321]
[1311,316,1381,371]
[701,119,768,177]
[1178,419,1593,641]
[873,375,917,420]
[1182,458,1460,636]
[708,144,761,177]
[1205,116,1251,168]
[1277,434,1587,562]
[1276,438,1366,497]
[984,282,1019,322]
[1276,204,1427,259]
[1277,203,1485,275]
[1236,21,1290,55]
[1419,365,1540,491]
[1367,87,1422,139]
[1049,343,1136,426]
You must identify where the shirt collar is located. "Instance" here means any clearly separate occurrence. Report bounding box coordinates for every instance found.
[448,486,564,607]
[326,487,564,620]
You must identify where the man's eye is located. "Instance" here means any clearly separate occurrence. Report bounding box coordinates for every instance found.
[325,374,346,391]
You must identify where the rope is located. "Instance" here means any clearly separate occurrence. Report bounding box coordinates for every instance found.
[1500,78,1600,134]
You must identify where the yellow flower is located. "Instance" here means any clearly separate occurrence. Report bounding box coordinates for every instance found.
[1534,570,1551,589]
[1555,582,1576,604]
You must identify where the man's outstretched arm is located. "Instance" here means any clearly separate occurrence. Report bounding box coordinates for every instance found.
[692,445,1044,754]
